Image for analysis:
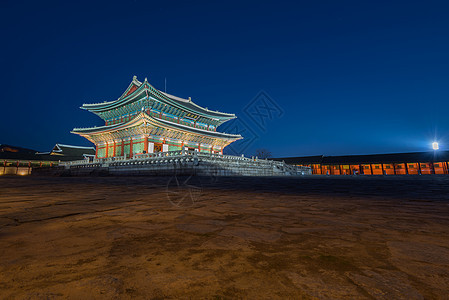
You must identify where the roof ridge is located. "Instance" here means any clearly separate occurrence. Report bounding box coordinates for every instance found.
[56,143,96,149]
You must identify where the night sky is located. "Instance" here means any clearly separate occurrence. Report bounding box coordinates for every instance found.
[1,0,449,157]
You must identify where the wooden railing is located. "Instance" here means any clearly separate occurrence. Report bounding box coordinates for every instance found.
[1,160,57,176]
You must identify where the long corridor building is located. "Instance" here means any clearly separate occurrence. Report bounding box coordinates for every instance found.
[276,151,449,175]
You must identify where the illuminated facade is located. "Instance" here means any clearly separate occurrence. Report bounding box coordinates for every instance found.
[277,151,449,175]
[72,76,242,158]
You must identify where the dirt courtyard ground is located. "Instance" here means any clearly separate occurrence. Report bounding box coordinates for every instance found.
[0,175,448,299]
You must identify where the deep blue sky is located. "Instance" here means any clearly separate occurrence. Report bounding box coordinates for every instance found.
[1,0,449,157]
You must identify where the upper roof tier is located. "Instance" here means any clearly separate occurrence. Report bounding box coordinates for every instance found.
[81,76,236,124]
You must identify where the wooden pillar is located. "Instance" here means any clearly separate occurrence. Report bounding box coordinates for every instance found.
[105,142,109,158]
[392,163,396,175]
[404,162,409,175]
[144,136,148,153]
[446,162,449,174]
[381,163,385,175]
[431,162,436,175]
[418,162,422,175]
[113,141,116,157]
[121,139,125,157]
[370,164,374,175]
[129,138,133,158]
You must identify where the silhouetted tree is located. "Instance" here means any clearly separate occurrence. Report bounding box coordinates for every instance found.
[254,148,272,159]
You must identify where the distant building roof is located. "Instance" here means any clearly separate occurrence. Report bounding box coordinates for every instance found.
[273,151,449,165]
[36,143,95,161]
[0,144,39,160]
[1,143,95,161]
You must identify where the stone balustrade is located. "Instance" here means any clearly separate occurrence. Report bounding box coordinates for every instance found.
[57,150,311,176]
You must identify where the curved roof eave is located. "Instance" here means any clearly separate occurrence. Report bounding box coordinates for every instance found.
[159,91,235,118]
[156,116,242,140]
[80,78,236,120]
[81,82,148,111]
[72,112,243,140]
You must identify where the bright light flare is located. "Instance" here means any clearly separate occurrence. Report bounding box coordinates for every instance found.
[432,142,439,150]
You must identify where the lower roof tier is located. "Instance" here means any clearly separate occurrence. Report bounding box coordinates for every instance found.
[72,112,242,148]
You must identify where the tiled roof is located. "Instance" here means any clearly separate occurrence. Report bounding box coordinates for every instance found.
[72,112,242,140]
[82,76,235,119]
[0,144,95,161]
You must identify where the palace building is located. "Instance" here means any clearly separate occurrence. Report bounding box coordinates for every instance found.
[72,76,242,158]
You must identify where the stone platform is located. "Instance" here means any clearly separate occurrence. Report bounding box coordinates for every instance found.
[34,150,311,177]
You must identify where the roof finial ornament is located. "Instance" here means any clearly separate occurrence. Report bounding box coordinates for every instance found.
[133,75,137,81]
[144,77,148,82]
[188,97,191,102]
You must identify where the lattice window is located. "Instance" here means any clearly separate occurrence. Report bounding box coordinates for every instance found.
[124,144,130,156]
[97,148,106,158]
[133,142,144,154]
[116,146,122,157]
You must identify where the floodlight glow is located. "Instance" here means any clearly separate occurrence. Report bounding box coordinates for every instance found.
[432,142,439,150]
